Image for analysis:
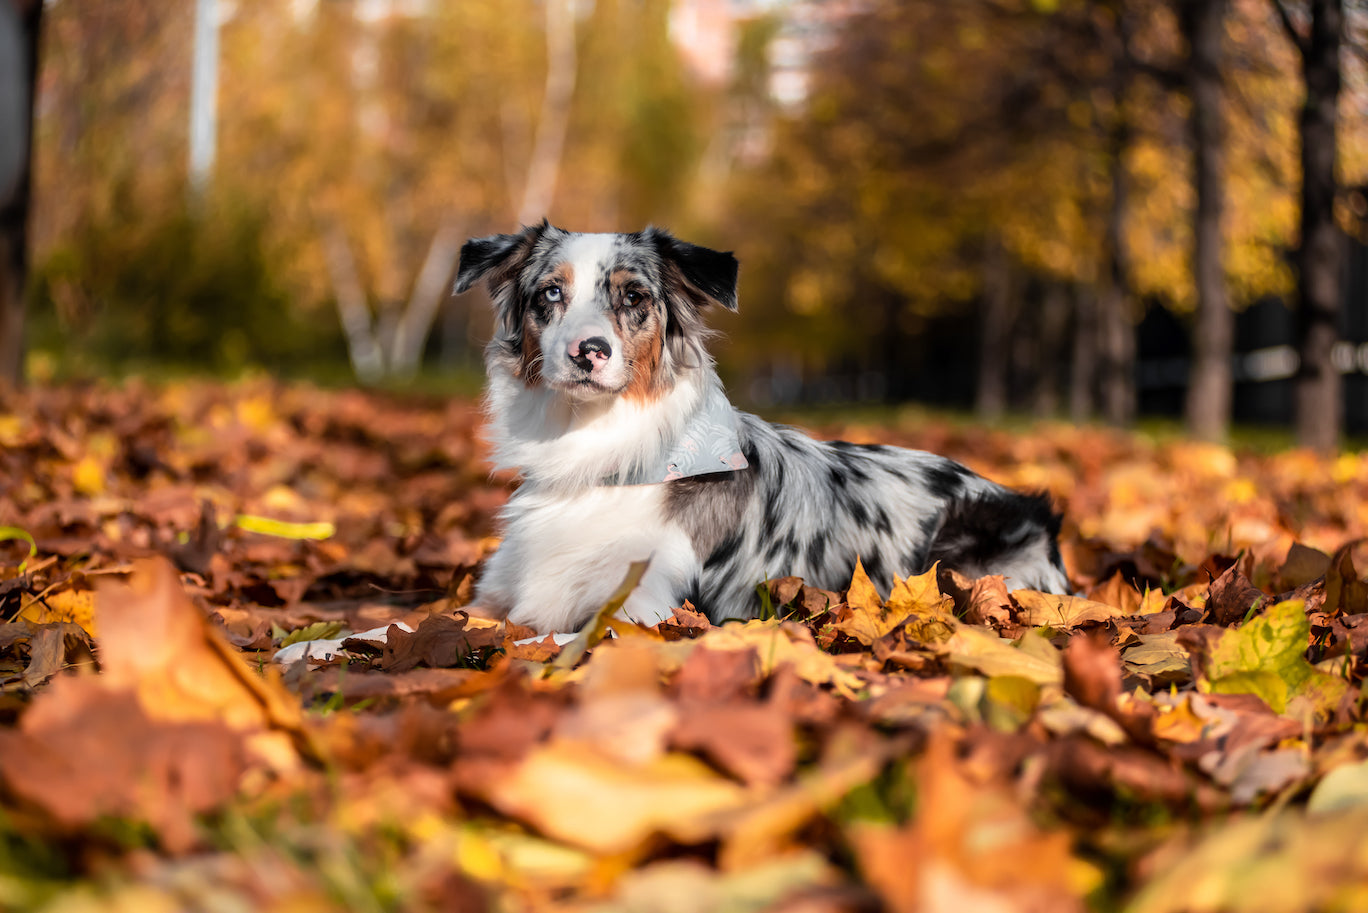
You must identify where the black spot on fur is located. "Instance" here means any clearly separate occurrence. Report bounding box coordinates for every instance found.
[925,490,1062,574]
[872,504,893,537]
[705,529,744,571]
[848,498,869,527]
[764,531,789,564]
[763,464,785,531]
[923,460,971,500]
[915,514,943,573]
[829,465,849,488]
[831,448,872,484]
[863,551,887,585]
[805,535,826,570]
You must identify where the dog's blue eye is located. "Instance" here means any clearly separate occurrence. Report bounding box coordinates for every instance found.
[544,286,562,303]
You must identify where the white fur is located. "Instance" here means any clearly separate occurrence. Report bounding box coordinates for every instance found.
[476,482,699,631]
[483,364,709,491]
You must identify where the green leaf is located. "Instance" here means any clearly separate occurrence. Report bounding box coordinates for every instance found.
[1202,599,1348,716]
[280,620,347,647]
[0,527,38,573]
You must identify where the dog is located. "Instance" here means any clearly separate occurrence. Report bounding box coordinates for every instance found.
[454,222,1069,634]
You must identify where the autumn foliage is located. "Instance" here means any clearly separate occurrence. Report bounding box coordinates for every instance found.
[1,380,1367,910]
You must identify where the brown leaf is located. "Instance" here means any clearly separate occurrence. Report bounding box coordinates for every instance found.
[22,622,90,687]
[1276,542,1331,592]
[1062,636,1122,714]
[1046,735,1224,813]
[962,575,1012,628]
[851,735,1088,913]
[1205,563,1267,626]
[0,677,244,852]
[96,558,307,744]
[671,644,761,703]
[1325,541,1368,615]
[382,614,481,673]
[671,699,797,788]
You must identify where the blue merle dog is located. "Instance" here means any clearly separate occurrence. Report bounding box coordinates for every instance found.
[454,222,1069,633]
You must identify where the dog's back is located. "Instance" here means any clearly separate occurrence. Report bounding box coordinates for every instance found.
[666,412,1068,620]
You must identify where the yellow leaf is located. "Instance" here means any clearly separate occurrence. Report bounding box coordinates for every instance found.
[1151,696,1210,744]
[886,563,955,617]
[234,514,335,540]
[946,625,1062,685]
[847,557,883,616]
[20,587,99,639]
[480,745,748,854]
[1013,591,1126,628]
[72,455,105,496]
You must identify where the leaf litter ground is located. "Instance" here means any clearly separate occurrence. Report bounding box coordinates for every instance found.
[4,380,1368,912]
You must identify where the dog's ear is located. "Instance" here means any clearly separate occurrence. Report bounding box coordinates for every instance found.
[647,228,739,313]
[453,221,547,295]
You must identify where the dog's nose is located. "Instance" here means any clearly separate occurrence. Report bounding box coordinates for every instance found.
[569,336,612,372]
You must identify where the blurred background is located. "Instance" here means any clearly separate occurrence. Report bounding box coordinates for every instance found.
[1,0,1366,448]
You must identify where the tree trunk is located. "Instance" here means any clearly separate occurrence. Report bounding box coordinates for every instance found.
[1070,284,1098,423]
[1181,0,1233,442]
[975,239,1013,420]
[321,221,385,384]
[1098,72,1136,427]
[388,217,464,379]
[1289,0,1345,455]
[0,0,42,390]
[517,0,576,226]
[1033,281,1070,418]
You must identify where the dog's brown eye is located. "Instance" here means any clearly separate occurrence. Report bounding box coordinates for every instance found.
[543,286,562,303]
[624,289,648,307]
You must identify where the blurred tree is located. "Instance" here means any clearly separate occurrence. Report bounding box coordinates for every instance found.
[1277,0,1347,454]
[0,0,42,388]
[725,0,1148,415]
[1181,0,1235,442]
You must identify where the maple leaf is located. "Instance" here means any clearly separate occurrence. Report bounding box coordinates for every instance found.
[1198,599,1349,717]
[833,560,955,646]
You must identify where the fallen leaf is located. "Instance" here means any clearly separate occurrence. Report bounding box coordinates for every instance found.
[1012,590,1125,628]
[0,677,244,852]
[1201,599,1348,717]
[1205,563,1267,626]
[945,624,1062,686]
[477,744,748,854]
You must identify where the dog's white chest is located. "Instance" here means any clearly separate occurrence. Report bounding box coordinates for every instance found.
[487,483,699,632]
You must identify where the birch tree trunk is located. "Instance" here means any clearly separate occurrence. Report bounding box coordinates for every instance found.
[517,0,576,226]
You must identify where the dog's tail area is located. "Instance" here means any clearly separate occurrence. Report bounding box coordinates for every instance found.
[924,489,1069,593]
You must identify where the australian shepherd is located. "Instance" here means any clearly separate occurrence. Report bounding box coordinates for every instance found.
[454,222,1070,634]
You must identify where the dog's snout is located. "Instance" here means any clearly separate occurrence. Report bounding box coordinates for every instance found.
[569,335,612,371]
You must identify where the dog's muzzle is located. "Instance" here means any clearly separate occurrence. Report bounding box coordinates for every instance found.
[569,335,612,374]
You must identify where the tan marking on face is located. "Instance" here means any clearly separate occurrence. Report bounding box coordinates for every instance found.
[518,314,544,387]
[548,262,575,296]
[619,311,666,403]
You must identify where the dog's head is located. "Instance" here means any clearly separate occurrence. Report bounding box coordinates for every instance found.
[454,222,738,402]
